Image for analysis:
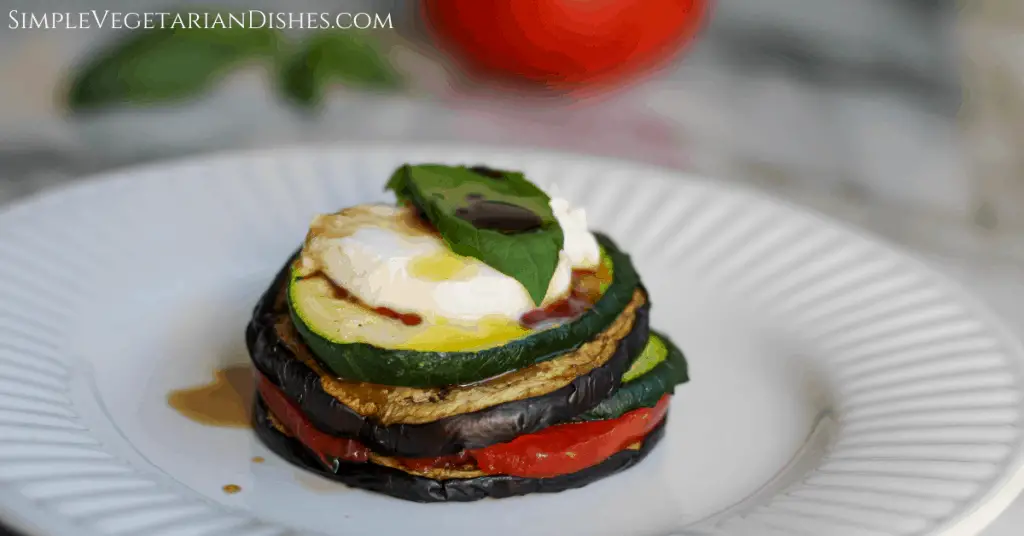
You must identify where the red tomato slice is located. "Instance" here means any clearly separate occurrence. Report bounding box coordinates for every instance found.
[257,373,668,478]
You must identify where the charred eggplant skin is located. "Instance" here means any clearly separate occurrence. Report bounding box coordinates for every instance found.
[246,271,650,458]
[252,397,667,503]
[288,233,643,387]
[577,331,689,422]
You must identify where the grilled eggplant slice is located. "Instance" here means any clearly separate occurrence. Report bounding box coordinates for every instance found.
[253,397,667,503]
[246,266,650,457]
[288,233,642,387]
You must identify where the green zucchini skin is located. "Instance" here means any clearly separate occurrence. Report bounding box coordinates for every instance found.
[245,260,650,457]
[288,233,642,388]
[576,332,689,422]
[252,396,667,503]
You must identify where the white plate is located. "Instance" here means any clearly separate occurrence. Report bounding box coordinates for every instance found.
[0,145,1022,536]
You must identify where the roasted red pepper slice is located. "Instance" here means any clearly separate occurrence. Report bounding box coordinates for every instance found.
[257,375,369,466]
[472,395,670,478]
[257,373,668,478]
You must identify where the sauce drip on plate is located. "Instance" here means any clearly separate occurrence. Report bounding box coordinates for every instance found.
[167,365,254,428]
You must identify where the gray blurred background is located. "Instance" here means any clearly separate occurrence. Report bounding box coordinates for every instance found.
[1,0,1018,258]
[2,0,1024,533]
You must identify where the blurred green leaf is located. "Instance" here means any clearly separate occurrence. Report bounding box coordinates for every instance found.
[280,32,402,108]
[68,23,281,112]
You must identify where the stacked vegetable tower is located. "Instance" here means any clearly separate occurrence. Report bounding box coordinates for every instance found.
[245,164,689,502]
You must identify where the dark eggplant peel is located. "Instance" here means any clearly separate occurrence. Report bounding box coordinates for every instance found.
[244,164,689,501]
[253,397,668,503]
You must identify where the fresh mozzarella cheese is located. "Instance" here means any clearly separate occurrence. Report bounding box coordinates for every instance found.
[550,197,600,269]
[297,199,601,324]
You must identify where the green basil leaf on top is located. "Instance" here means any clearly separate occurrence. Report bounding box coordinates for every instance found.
[386,164,564,305]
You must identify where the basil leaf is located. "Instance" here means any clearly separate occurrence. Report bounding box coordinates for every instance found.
[68,21,281,111]
[386,164,564,305]
[280,32,402,108]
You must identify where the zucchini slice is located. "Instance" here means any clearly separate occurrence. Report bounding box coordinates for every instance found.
[621,331,669,383]
[245,261,650,457]
[287,233,642,387]
[253,396,667,503]
[577,331,689,422]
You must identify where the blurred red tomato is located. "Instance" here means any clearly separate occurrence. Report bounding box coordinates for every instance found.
[422,0,708,90]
